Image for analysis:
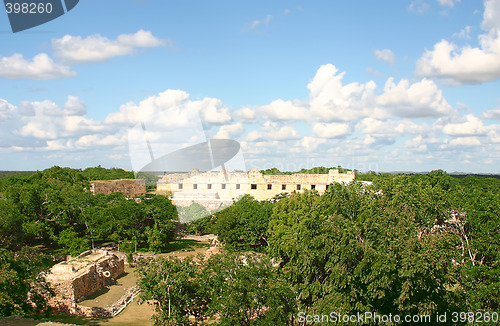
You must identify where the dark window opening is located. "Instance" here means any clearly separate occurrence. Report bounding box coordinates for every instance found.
[282,184,286,190]
[267,184,272,190]
[251,184,257,190]
[208,184,212,190]
[297,184,301,190]
[236,184,240,189]
[311,184,316,190]
[178,184,183,189]
[222,183,226,189]
[193,184,198,190]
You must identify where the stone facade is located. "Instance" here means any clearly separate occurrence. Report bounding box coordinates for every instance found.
[45,249,125,313]
[158,168,355,208]
[90,179,146,197]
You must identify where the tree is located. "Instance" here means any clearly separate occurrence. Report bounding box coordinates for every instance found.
[138,252,296,325]
[214,195,273,251]
[0,248,51,317]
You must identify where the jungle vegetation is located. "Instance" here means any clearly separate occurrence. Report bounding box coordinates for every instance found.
[151,170,499,325]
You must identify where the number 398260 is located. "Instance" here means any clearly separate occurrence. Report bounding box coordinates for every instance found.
[5,2,53,14]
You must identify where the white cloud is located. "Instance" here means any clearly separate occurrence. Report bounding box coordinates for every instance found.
[312,122,351,138]
[18,96,103,140]
[214,123,244,139]
[193,97,232,125]
[245,123,301,142]
[52,30,167,63]
[442,114,488,136]
[482,105,500,119]
[416,0,500,84]
[374,49,395,64]
[308,64,376,122]
[377,77,452,117]
[300,136,326,151]
[453,25,472,39]
[0,53,75,80]
[258,99,309,121]
[448,137,482,147]
[234,107,258,123]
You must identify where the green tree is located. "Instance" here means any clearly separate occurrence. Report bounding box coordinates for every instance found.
[215,194,273,251]
[138,252,296,326]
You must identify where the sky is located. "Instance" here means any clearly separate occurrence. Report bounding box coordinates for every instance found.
[0,0,499,173]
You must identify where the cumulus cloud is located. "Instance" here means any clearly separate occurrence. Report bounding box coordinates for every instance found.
[308,64,376,122]
[258,99,309,121]
[447,137,482,147]
[214,123,244,139]
[0,53,76,80]
[377,77,452,117]
[442,114,488,136]
[312,122,351,138]
[234,107,258,123]
[416,0,500,84]
[1,62,498,172]
[18,97,103,140]
[482,105,500,119]
[374,49,395,64]
[52,30,167,63]
[192,97,232,125]
[245,122,301,142]
[453,25,472,39]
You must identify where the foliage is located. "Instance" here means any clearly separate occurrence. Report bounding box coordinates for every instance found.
[213,194,273,251]
[81,166,134,180]
[260,166,351,175]
[0,248,52,317]
[185,214,217,235]
[1,166,178,255]
[177,201,209,223]
[135,171,161,189]
[137,252,296,326]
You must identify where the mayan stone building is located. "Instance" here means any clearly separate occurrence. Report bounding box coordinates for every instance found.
[45,250,125,303]
[90,179,146,197]
[157,168,355,210]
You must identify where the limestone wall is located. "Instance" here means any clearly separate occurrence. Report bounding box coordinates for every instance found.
[90,179,146,197]
[158,168,355,201]
[46,250,125,304]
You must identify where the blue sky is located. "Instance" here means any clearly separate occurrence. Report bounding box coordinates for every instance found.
[0,0,499,173]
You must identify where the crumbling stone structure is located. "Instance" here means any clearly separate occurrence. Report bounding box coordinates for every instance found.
[45,250,125,316]
[157,168,355,209]
[90,179,146,197]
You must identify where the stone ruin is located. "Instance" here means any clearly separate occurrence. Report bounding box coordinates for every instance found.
[90,179,146,197]
[44,249,137,317]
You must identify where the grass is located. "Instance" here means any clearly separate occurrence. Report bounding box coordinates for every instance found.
[165,239,209,252]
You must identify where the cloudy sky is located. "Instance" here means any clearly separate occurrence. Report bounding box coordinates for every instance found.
[0,0,499,173]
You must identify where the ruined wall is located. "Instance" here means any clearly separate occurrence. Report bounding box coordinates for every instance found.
[71,256,124,302]
[158,168,355,201]
[46,250,125,304]
[90,179,146,197]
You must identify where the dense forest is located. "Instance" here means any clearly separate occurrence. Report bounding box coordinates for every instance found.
[146,170,499,325]
[0,166,178,317]
[0,167,498,325]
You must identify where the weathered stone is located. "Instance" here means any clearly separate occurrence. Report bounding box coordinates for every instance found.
[45,250,126,316]
[90,179,146,197]
[158,168,355,209]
